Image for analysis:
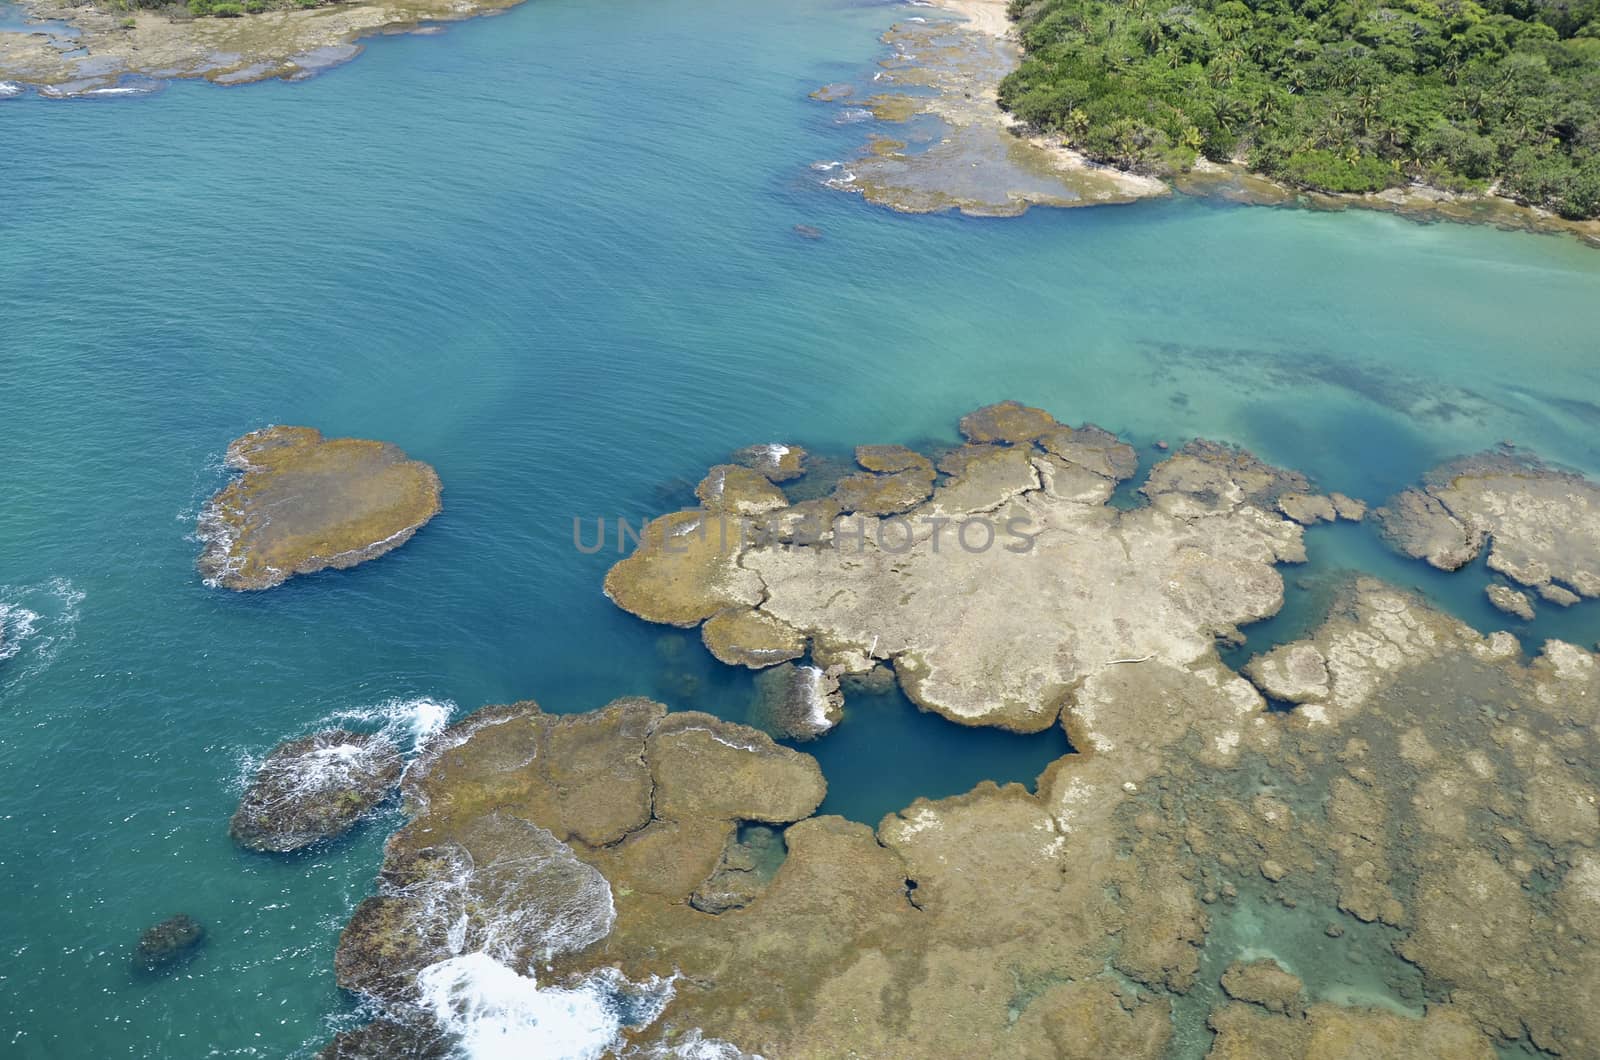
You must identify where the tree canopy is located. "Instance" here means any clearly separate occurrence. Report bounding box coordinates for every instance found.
[998,0,1600,217]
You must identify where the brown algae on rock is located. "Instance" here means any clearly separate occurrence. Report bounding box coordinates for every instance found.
[197,426,441,591]
[329,580,1599,1055]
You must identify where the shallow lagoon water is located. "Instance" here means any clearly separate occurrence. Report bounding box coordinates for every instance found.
[2,0,1600,1054]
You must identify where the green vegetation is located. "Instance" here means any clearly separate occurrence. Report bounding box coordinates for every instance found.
[998,0,1600,217]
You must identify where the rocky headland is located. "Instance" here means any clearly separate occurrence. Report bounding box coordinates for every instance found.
[813,0,1600,244]
[196,426,441,591]
[812,0,1168,216]
[231,728,404,852]
[0,0,519,95]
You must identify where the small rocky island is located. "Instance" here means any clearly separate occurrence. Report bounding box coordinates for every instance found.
[197,426,441,591]
[231,729,403,852]
[324,404,1600,1057]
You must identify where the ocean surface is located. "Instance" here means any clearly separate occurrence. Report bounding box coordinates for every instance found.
[2,0,1599,1054]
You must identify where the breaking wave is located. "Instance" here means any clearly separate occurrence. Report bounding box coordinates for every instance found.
[417,954,676,1060]
[0,578,84,685]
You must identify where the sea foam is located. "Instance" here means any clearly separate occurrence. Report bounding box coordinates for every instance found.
[0,578,84,682]
[416,954,676,1060]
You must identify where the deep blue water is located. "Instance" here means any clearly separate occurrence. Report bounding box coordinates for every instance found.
[2,0,1599,1053]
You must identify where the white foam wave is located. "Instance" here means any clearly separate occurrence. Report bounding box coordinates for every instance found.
[0,578,84,682]
[835,107,873,125]
[0,81,25,99]
[417,954,676,1060]
[326,695,455,754]
[796,665,836,734]
[640,1029,765,1059]
[394,818,616,966]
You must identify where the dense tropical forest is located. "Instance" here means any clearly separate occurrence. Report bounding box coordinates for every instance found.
[998,0,1600,217]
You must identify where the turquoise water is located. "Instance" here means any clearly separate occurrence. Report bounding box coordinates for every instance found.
[2,0,1600,1053]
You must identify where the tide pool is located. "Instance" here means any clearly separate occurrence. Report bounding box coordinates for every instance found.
[2,0,1600,1054]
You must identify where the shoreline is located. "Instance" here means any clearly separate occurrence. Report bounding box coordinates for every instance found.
[836,0,1600,244]
[0,0,524,95]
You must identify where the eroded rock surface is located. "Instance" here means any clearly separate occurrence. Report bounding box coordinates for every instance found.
[230,729,403,852]
[197,426,441,590]
[332,578,1599,1057]
[1378,452,1600,598]
[606,407,1308,731]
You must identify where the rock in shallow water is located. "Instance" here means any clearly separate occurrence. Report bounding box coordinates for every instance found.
[230,729,402,852]
[746,661,843,740]
[197,426,441,591]
[1486,583,1536,621]
[135,913,204,970]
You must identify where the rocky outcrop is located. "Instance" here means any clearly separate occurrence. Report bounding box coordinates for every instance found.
[1378,452,1600,598]
[330,576,1600,1057]
[230,730,402,852]
[605,410,1308,732]
[732,443,806,482]
[1207,1003,1494,1059]
[197,426,441,590]
[746,662,843,740]
[135,914,204,970]
[1486,583,1535,621]
[1219,958,1304,1016]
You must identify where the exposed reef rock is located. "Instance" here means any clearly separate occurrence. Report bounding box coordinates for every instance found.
[1219,958,1304,1016]
[230,729,403,853]
[1207,1003,1495,1059]
[197,426,441,591]
[1329,492,1368,522]
[695,464,789,515]
[1378,452,1600,598]
[1278,492,1337,526]
[1486,584,1536,621]
[690,824,788,914]
[702,607,807,668]
[605,407,1308,732]
[135,914,204,970]
[732,443,806,483]
[747,662,843,741]
[332,575,1599,1057]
